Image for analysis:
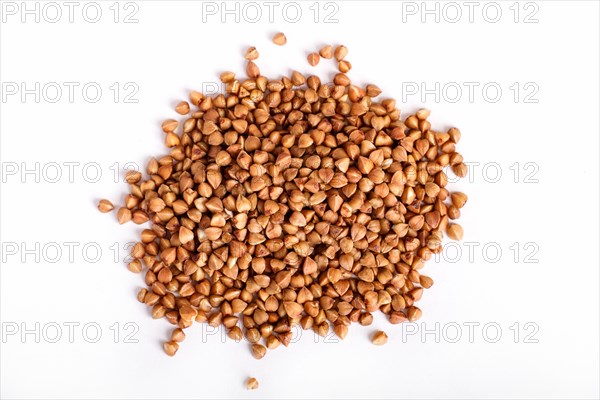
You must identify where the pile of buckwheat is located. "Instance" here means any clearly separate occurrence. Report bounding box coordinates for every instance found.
[98,32,468,363]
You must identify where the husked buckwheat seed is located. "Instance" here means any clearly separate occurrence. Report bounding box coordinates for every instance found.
[372,331,388,345]
[307,52,320,66]
[116,207,131,224]
[273,32,286,45]
[125,170,142,184]
[246,377,259,390]
[446,223,464,241]
[319,45,333,59]
[334,45,348,61]
[97,199,114,213]
[251,344,267,360]
[100,37,468,361]
[245,47,259,61]
[338,60,352,73]
[163,341,179,356]
[175,101,190,115]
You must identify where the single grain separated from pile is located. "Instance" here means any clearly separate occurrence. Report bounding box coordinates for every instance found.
[372,330,388,345]
[98,199,114,213]
[101,39,468,358]
[273,32,287,45]
[246,377,259,390]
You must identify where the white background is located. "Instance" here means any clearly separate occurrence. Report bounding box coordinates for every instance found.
[1,1,599,399]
